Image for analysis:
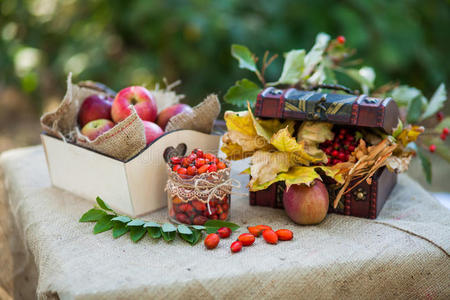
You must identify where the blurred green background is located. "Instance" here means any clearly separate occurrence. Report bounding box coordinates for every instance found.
[0,0,449,164]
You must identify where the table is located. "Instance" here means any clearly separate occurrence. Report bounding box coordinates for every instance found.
[1,146,449,299]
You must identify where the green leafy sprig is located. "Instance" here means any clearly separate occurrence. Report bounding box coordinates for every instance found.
[79,197,239,245]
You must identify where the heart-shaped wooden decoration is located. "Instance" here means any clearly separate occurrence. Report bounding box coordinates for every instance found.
[163,143,187,163]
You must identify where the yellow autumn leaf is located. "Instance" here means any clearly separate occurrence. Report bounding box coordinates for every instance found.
[247,102,295,141]
[224,110,256,136]
[250,166,323,191]
[397,125,424,147]
[297,121,334,144]
[315,166,345,184]
[270,127,303,152]
[248,151,292,188]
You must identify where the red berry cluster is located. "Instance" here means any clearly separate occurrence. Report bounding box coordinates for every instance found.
[319,128,358,165]
[169,195,230,225]
[204,225,293,253]
[169,148,227,177]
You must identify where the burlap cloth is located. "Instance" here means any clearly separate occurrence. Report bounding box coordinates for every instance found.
[1,146,449,300]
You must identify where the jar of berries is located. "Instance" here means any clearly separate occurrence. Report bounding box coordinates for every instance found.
[166,148,232,225]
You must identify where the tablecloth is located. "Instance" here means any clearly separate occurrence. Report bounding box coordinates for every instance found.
[1,146,449,299]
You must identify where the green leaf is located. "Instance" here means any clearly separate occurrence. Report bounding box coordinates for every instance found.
[268,49,305,85]
[177,224,193,235]
[392,119,403,138]
[231,44,257,72]
[302,32,330,78]
[190,228,203,245]
[147,227,162,239]
[407,95,423,124]
[224,78,261,107]
[93,215,114,234]
[127,219,146,227]
[111,216,131,223]
[358,66,376,94]
[391,85,424,107]
[179,232,195,244]
[204,220,240,234]
[191,225,206,230]
[112,222,129,239]
[96,197,113,212]
[342,68,374,91]
[143,222,161,228]
[421,83,447,120]
[79,208,106,222]
[161,230,176,242]
[161,223,177,232]
[417,149,432,184]
[130,227,147,243]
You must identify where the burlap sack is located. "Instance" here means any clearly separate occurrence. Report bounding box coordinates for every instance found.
[165,94,220,133]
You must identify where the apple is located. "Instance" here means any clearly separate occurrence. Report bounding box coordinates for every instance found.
[78,94,113,127]
[283,180,329,225]
[156,103,193,130]
[111,86,157,123]
[143,121,164,145]
[81,119,115,141]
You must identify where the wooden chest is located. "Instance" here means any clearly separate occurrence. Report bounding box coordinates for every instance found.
[250,86,400,219]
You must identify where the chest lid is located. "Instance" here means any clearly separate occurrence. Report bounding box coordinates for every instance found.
[254,87,399,133]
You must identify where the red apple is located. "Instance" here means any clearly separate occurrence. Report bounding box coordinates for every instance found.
[111,86,157,123]
[143,121,164,145]
[78,94,113,127]
[156,103,193,130]
[283,180,329,225]
[81,119,115,141]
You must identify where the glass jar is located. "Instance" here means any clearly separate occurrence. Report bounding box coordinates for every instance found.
[166,163,231,225]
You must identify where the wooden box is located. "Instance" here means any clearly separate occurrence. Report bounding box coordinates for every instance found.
[250,87,400,219]
[42,130,220,217]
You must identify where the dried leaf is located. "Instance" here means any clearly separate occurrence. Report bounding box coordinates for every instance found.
[224,110,256,136]
[397,125,424,147]
[270,127,303,152]
[249,151,292,188]
[297,121,334,144]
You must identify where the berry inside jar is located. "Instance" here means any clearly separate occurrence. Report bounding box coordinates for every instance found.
[166,149,231,225]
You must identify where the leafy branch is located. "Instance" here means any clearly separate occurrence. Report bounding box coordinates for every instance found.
[223,32,448,184]
[80,197,239,245]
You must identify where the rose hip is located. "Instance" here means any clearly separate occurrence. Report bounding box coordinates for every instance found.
[197,164,209,174]
[238,233,255,246]
[187,165,197,176]
[191,200,206,211]
[193,215,208,225]
[275,229,293,241]
[208,164,217,172]
[262,229,278,244]
[204,233,220,249]
[177,167,187,175]
[193,148,204,158]
[170,156,181,164]
[230,241,242,253]
[176,213,191,224]
[219,212,228,220]
[217,227,232,238]
[217,161,226,169]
